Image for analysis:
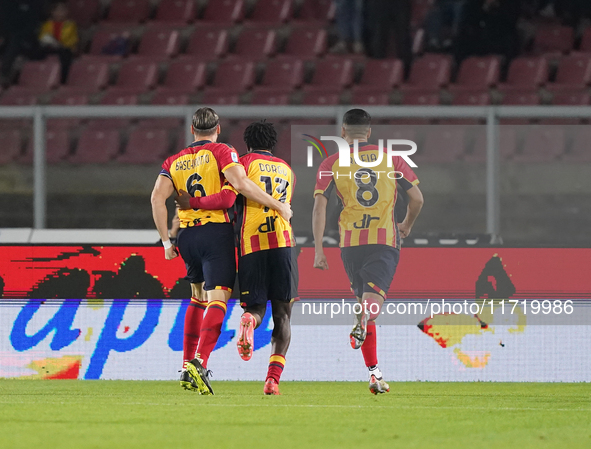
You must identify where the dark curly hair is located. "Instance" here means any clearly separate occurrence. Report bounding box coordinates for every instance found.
[243,120,278,152]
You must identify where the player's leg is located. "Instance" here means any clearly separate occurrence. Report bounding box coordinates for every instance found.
[183,282,207,366]
[188,223,236,394]
[236,250,269,360]
[357,245,400,395]
[263,247,298,395]
[263,300,293,395]
[175,227,207,392]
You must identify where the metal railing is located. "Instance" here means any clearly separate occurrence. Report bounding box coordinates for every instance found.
[1,105,590,242]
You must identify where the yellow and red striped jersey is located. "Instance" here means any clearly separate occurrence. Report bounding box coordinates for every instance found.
[314,143,419,249]
[160,140,241,228]
[236,151,295,256]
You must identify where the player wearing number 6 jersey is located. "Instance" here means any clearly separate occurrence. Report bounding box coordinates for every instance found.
[151,108,292,395]
[177,120,298,396]
[312,109,424,395]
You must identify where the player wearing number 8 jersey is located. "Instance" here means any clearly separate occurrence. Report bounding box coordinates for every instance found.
[151,108,292,395]
[312,109,424,394]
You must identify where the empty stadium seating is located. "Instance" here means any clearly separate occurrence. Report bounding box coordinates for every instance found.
[185,26,229,60]
[547,55,591,92]
[71,127,121,164]
[352,59,404,93]
[532,25,574,55]
[281,27,327,58]
[401,54,452,92]
[498,57,548,92]
[248,0,293,24]
[136,26,180,58]
[449,56,500,92]
[106,0,151,23]
[200,0,245,25]
[230,27,277,59]
[153,0,196,24]
[303,58,354,93]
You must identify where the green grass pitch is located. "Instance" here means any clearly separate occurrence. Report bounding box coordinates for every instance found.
[0,380,589,449]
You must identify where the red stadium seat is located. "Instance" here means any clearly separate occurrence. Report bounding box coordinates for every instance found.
[401,54,452,92]
[564,128,591,162]
[451,91,491,105]
[63,59,109,90]
[352,59,403,93]
[514,127,565,162]
[137,27,180,58]
[186,26,229,60]
[304,58,354,92]
[281,27,327,58]
[351,91,390,105]
[532,25,574,55]
[419,127,466,163]
[112,59,158,90]
[231,27,277,59]
[157,60,206,93]
[250,90,291,105]
[449,56,500,92]
[498,57,548,91]
[23,128,70,164]
[201,0,244,25]
[106,0,151,23]
[154,0,196,23]
[301,91,340,105]
[0,89,41,105]
[200,91,241,105]
[205,60,255,93]
[68,0,101,27]
[296,0,335,23]
[99,89,140,105]
[501,91,541,105]
[17,60,61,90]
[0,130,22,165]
[50,90,91,105]
[88,25,134,57]
[248,0,293,24]
[546,55,591,91]
[551,90,590,105]
[256,58,304,91]
[401,91,440,105]
[118,128,170,164]
[71,127,121,164]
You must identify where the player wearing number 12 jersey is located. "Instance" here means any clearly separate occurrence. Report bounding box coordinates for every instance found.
[178,120,298,395]
[151,108,292,395]
[312,109,424,394]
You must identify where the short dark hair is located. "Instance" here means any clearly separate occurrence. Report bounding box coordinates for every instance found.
[243,120,278,152]
[192,107,219,134]
[343,108,371,127]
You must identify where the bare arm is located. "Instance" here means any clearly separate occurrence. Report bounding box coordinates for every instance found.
[398,185,424,238]
[312,194,329,270]
[224,164,292,221]
[150,175,177,260]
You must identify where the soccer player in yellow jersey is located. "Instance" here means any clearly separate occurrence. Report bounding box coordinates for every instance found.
[151,108,291,395]
[312,109,424,394]
[177,120,298,395]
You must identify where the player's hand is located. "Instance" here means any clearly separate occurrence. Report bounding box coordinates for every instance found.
[164,246,178,260]
[277,202,293,222]
[398,221,412,239]
[175,189,192,210]
[314,251,329,270]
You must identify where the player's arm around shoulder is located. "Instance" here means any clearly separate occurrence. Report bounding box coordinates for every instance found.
[224,162,292,222]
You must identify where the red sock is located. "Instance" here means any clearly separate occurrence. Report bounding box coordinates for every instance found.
[361,321,378,367]
[266,354,286,383]
[196,300,227,369]
[183,297,207,367]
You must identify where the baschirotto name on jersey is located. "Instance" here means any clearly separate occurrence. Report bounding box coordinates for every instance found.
[175,154,210,171]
